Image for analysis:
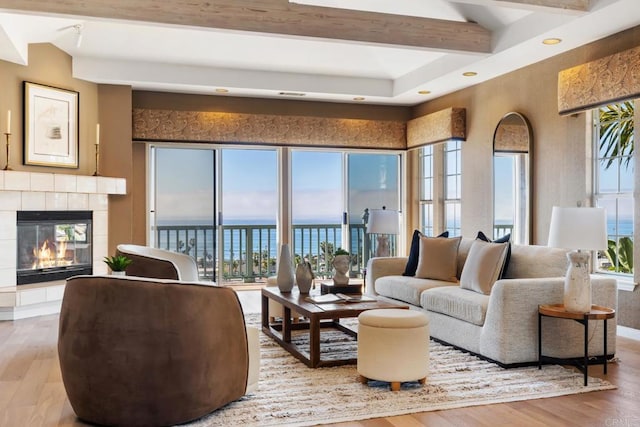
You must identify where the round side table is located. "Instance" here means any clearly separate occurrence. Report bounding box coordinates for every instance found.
[538,303,615,386]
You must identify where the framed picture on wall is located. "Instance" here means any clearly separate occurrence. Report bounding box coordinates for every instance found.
[24,82,79,168]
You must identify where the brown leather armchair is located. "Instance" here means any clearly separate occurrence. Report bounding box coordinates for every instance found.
[58,275,258,427]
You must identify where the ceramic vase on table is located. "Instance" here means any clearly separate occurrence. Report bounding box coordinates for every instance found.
[276,243,295,293]
[296,261,314,293]
[111,271,126,276]
[332,255,350,285]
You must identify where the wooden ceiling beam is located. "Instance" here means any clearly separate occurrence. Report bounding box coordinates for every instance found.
[495,0,591,12]
[0,0,492,53]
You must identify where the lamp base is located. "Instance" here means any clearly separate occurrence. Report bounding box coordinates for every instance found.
[563,250,592,313]
[375,235,390,258]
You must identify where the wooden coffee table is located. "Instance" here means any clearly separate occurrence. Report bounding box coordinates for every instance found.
[262,287,409,368]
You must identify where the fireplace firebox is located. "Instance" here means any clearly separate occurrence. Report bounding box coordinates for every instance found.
[17,211,93,285]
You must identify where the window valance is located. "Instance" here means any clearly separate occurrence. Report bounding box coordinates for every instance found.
[406,107,466,149]
[558,45,640,115]
[132,108,406,149]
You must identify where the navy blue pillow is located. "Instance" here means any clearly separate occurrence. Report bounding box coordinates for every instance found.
[476,231,511,279]
[403,230,449,276]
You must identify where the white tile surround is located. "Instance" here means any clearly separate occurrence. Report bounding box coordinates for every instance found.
[0,171,126,320]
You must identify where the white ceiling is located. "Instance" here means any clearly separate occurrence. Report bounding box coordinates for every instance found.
[0,0,639,106]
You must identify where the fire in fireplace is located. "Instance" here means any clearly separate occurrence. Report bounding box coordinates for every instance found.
[17,211,93,285]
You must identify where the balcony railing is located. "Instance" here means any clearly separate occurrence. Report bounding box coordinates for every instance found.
[155,223,379,282]
[156,222,512,283]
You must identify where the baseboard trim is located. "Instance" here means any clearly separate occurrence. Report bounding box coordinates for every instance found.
[0,301,62,321]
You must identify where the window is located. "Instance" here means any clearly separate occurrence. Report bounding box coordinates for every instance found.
[419,145,434,236]
[445,140,462,237]
[419,140,462,236]
[594,101,634,274]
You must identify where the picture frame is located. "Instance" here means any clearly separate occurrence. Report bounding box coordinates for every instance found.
[24,82,79,168]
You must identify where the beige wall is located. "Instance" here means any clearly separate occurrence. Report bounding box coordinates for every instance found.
[0,43,98,175]
[411,25,640,328]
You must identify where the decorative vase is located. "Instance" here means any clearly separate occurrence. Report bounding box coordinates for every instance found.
[332,254,350,285]
[296,261,314,293]
[563,251,592,313]
[276,244,295,293]
[111,270,126,276]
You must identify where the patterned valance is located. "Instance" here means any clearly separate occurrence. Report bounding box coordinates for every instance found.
[406,107,466,149]
[132,109,406,149]
[558,45,640,115]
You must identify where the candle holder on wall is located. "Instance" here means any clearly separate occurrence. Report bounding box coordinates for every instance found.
[3,132,11,170]
[93,143,100,176]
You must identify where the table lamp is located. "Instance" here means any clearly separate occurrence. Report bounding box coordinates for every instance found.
[547,206,607,313]
[367,207,399,257]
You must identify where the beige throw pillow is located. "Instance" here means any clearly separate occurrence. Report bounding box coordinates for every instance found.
[414,236,461,282]
[460,239,509,295]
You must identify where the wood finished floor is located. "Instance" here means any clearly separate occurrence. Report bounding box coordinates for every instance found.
[1,289,639,427]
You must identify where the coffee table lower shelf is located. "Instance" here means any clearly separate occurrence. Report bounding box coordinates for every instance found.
[261,287,408,368]
[262,319,359,368]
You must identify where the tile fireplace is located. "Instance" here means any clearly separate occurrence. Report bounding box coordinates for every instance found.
[17,210,93,285]
[0,170,126,320]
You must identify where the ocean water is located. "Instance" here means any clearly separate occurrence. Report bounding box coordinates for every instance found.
[156,219,345,261]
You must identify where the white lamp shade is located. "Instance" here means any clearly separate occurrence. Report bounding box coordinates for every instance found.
[547,206,607,250]
[367,208,399,235]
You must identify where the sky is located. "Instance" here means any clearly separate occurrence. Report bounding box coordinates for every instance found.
[155,147,399,225]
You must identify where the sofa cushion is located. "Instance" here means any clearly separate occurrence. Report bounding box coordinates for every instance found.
[460,240,509,295]
[415,236,461,282]
[476,231,511,279]
[503,244,568,279]
[421,287,490,326]
[375,275,458,306]
[403,230,449,276]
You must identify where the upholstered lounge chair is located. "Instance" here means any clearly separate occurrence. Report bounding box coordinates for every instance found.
[116,244,201,281]
[58,275,259,427]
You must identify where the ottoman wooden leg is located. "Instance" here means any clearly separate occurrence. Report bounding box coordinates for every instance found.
[390,382,401,392]
[358,375,369,384]
[419,377,426,385]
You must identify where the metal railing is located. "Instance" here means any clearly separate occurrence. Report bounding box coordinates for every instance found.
[493,224,513,239]
[155,223,374,282]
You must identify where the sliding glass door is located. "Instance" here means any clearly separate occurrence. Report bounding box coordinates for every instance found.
[151,147,216,281]
[291,150,401,278]
[348,153,400,266]
[219,148,278,285]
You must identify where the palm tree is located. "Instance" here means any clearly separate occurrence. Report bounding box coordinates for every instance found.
[598,101,634,168]
[598,102,634,274]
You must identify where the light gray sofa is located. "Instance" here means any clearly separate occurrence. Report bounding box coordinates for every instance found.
[365,238,618,367]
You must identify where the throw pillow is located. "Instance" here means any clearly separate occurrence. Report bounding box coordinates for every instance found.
[460,239,509,295]
[477,231,511,279]
[403,230,449,276]
[414,235,461,282]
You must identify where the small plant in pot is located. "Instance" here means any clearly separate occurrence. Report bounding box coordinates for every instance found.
[103,255,132,275]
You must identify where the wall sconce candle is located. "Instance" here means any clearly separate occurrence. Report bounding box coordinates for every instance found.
[6,110,11,134]
[93,123,100,176]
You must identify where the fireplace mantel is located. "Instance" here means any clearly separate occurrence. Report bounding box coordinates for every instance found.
[0,170,126,320]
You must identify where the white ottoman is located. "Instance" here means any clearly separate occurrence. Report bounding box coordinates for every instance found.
[357,308,430,391]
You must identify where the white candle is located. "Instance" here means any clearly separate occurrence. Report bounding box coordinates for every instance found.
[96,123,100,145]
[6,110,11,134]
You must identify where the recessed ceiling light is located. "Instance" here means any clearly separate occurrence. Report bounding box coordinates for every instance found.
[543,38,562,45]
[353,97,365,101]
[215,88,229,93]
[462,71,477,77]
[278,91,306,97]
[418,90,431,95]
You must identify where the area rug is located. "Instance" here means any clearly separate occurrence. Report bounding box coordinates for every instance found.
[187,314,616,427]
